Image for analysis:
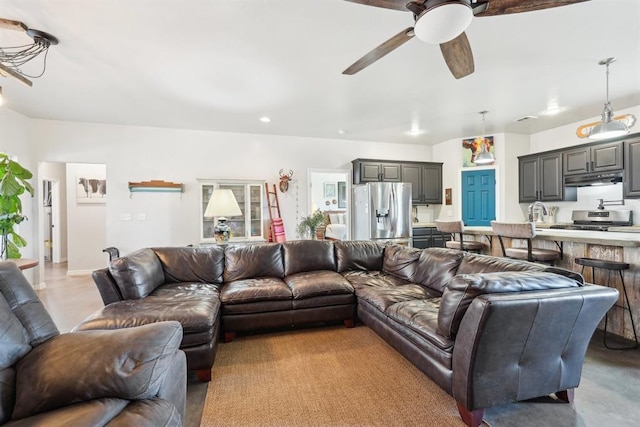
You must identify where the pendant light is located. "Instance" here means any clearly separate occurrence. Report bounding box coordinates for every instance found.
[474,110,495,165]
[588,58,630,140]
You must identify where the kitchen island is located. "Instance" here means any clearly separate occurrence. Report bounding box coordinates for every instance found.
[461,226,639,343]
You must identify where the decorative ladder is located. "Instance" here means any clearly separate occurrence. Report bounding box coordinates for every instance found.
[265,183,286,242]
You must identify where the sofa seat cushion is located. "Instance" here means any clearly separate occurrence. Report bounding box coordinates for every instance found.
[386,299,453,351]
[438,271,582,339]
[342,270,409,290]
[285,270,353,299]
[356,284,437,313]
[4,398,130,427]
[74,283,219,339]
[221,277,291,305]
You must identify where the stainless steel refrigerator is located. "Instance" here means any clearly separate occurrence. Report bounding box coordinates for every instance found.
[353,182,412,245]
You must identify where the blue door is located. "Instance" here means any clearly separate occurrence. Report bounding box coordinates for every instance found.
[462,169,496,226]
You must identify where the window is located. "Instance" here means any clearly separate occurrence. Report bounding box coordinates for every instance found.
[200,180,265,242]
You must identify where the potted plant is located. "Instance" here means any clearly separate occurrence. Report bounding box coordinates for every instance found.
[0,154,34,259]
[296,210,326,240]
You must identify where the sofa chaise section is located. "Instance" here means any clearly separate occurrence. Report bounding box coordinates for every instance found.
[78,246,223,382]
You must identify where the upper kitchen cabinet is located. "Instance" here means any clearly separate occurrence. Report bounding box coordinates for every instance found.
[624,135,640,198]
[352,159,401,183]
[563,141,623,176]
[401,162,443,204]
[352,159,443,204]
[519,152,573,202]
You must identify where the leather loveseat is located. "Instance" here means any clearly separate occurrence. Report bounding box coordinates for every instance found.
[0,261,186,426]
[80,240,618,427]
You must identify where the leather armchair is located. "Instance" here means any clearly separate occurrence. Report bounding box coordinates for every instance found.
[0,261,186,426]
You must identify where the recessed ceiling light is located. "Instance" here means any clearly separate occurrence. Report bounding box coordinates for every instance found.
[259,116,271,123]
[405,129,424,136]
[337,129,346,135]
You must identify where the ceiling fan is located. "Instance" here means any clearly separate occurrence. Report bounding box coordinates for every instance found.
[0,17,58,87]
[342,0,589,79]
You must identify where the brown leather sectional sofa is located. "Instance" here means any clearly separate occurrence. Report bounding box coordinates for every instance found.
[80,240,618,426]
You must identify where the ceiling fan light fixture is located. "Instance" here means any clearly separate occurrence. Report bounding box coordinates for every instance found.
[413,0,473,45]
[588,57,630,140]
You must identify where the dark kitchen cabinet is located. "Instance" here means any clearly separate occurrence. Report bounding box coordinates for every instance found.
[624,136,640,198]
[412,227,447,249]
[353,159,443,204]
[352,160,401,183]
[519,152,567,202]
[563,141,623,176]
[401,163,443,205]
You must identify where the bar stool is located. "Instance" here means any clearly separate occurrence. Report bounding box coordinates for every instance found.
[575,257,638,350]
[490,221,561,265]
[435,220,486,253]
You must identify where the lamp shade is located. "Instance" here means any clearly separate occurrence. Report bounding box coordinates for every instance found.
[204,189,242,218]
[589,103,630,140]
[414,1,473,44]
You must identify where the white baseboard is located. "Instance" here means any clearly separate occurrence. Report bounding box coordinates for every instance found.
[34,282,47,290]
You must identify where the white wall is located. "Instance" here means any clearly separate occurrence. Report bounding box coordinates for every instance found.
[65,163,107,274]
[0,108,37,284]
[31,119,431,259]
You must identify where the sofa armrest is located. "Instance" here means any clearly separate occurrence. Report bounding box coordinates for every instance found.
[12,321,184,420]
[92,267,124,305]
[452,285,617,413]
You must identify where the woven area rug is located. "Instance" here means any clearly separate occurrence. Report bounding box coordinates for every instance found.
[201,325,466,426]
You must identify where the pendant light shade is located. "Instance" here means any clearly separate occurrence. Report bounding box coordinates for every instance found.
[588,58,630,140]
[413,0,473,44]
[474,110,495,165]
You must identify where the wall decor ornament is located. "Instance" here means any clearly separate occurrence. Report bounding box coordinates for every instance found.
[462,136,494,167]
[324,183,336,198]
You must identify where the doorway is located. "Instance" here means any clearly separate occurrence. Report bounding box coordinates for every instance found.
[307,169,351,240]
[461,168,496,226]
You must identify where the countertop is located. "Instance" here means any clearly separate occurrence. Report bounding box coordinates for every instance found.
[412,222,436,228]
[463,226,640,248]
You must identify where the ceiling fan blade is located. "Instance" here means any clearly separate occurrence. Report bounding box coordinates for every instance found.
[0,18,28,32]
[342,0,409,11]
[475,0,590,17]
[343,27,415,75]
[440,32,474,79]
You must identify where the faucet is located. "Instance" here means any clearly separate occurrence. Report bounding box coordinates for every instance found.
[528,201,548,222]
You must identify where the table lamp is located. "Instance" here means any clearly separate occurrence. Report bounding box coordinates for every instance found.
[204,189,242,243]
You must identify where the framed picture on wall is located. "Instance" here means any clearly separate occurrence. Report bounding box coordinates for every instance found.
[324,183,336,198]
[76,164,107,204]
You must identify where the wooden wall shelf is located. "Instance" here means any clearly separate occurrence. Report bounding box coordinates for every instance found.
[128,180,184,193]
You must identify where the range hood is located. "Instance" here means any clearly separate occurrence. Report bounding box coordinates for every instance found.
[563,171,623,187]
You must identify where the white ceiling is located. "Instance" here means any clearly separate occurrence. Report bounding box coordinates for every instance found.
[1,0,639,145]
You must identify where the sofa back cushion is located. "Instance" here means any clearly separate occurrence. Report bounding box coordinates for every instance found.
[437,271,581,339]
[335,241,385,273]
[109,248,165,299]
[153,246,225,284]
[224,243,284,282]
[283,240,336,276]
[413,248,464,293]
[382,245,422,282]
[457,252,546,275]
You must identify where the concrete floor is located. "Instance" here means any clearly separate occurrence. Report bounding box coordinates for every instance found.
[37,262,640,426]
